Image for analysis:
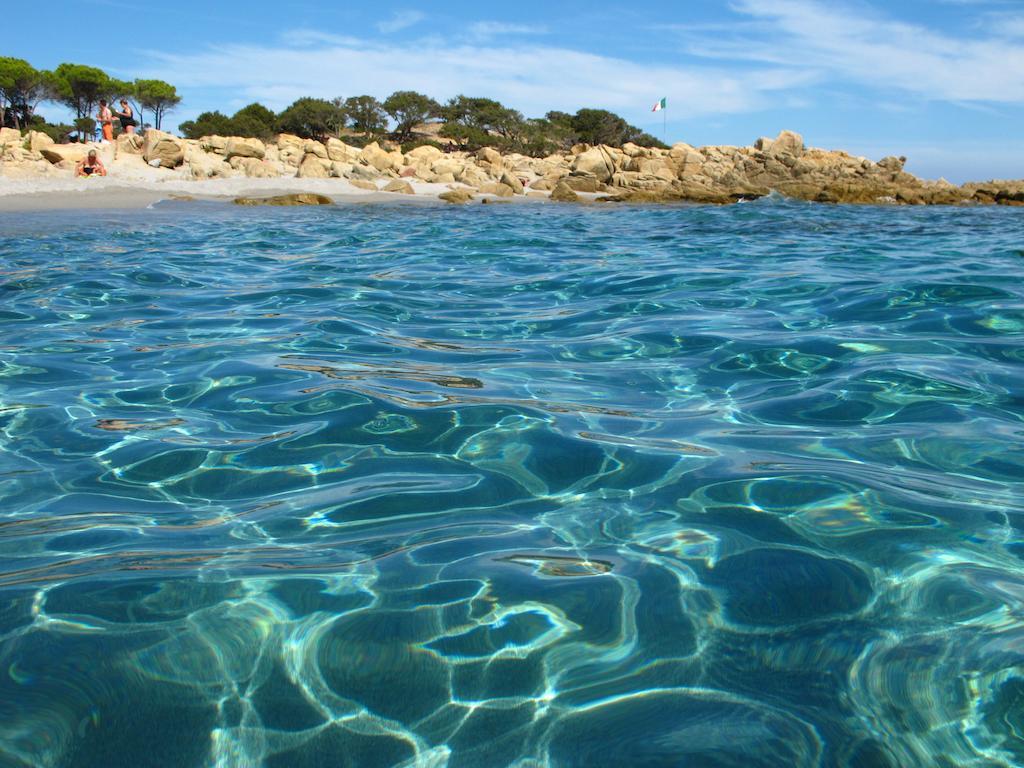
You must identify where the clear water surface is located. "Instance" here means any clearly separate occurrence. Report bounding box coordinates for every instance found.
[0,199,1023,768]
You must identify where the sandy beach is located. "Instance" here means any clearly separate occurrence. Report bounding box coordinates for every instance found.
[0,177,482,211]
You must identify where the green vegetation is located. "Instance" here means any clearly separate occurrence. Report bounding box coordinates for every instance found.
[343,95,387,135]
[1,58,179,139]
[0,57,54,130]
[277,97,346,143]
[133,79,181,130]
[383,91,441,142]
[3,56,670,155]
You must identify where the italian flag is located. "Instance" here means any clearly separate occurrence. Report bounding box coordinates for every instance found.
[651,97,667,112]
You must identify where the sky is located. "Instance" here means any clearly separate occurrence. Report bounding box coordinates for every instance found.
[8,0,1024,182]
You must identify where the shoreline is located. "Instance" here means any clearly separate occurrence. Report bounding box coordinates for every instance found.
[2,128,1023,211]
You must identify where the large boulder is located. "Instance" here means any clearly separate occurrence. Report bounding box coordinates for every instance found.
[304,140,328,159]
[500,171,525,195]
[200,135,228,154]
[326,137,358,163]
[143,130,185,168]
[297,153,330,178]
[479,181,515,197]
[571,146,616,183]
[40,143,91,164]
[0,127,21,148]
[767,130,805,159]
[360,141,402,172]
[457,166,490,188]
[117,133,143,155]
[877,155,906,172]
[349,163,379,180]
[383,179,415,194]
[188,151,233,179]
[330,161,354,178]
[475,146,503,170]
[407,144,443,162]
[432,159,464,177]
[439,189,474,204]
[26,131,54,152]
[234,194,333,206]
[563,176,604,193]
[550,182,579,202]
[229,156,278,178]
[224,137,265,160]
[277,134,305,166]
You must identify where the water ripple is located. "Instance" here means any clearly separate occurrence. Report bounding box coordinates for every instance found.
[0,201,1022,767]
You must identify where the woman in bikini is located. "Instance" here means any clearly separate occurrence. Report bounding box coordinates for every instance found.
[97,100,114,142]
[114,100,137,135]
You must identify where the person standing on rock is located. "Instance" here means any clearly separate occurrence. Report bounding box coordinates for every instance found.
[114,100,137,135]
[97,100,114,142]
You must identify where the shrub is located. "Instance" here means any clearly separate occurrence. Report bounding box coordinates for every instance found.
[399,138,446,154]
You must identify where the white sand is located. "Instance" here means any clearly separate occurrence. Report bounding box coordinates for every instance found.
[0,140,518,211]
[0,174,470,211]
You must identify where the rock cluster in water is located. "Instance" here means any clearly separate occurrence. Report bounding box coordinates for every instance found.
[2,125,1022,206]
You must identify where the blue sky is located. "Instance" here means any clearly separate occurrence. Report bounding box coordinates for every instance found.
[9,0,1024,181]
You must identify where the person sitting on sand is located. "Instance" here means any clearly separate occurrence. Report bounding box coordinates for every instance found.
[114,100,137,134]
[97,100,114,142]
[75,150,107,178]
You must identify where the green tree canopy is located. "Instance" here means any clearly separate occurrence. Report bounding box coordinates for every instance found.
[344,95,387,135]
[0,57,55,129]
[569,108,632,146]
[52,63,111,120]
[230,102,277,139]
[567,108,666,149]
[383,90,440,141]
[439,95,526,150]
[179,110,235,139]
[277,97,345,142]
[134,79,180,130]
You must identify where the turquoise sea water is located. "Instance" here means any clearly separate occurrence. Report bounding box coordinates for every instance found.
[0,199,1023,767]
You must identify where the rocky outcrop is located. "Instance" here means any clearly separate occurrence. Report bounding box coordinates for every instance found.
[550,182,579,203]
[4,126,1024,208]
[40,144,91,164]
[0,127,21,148]
[234,193,333,206]
[571,146,617,183]
[117,133,143,155]
[297,153,330,178]
[143,130,184,168]
[361,141,402,173]
[383,179,414,194]
[326,138,358,163]
[224,137,265,160]
[439,189,474,204]
[27,131,54,152]
[479,181,515,197]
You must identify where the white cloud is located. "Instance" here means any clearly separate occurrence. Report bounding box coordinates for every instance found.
[466,21,549,41]
[679,0,1024,103]
[376,10,425,34]
[138,35,815,122]
[980,12,1024,38]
